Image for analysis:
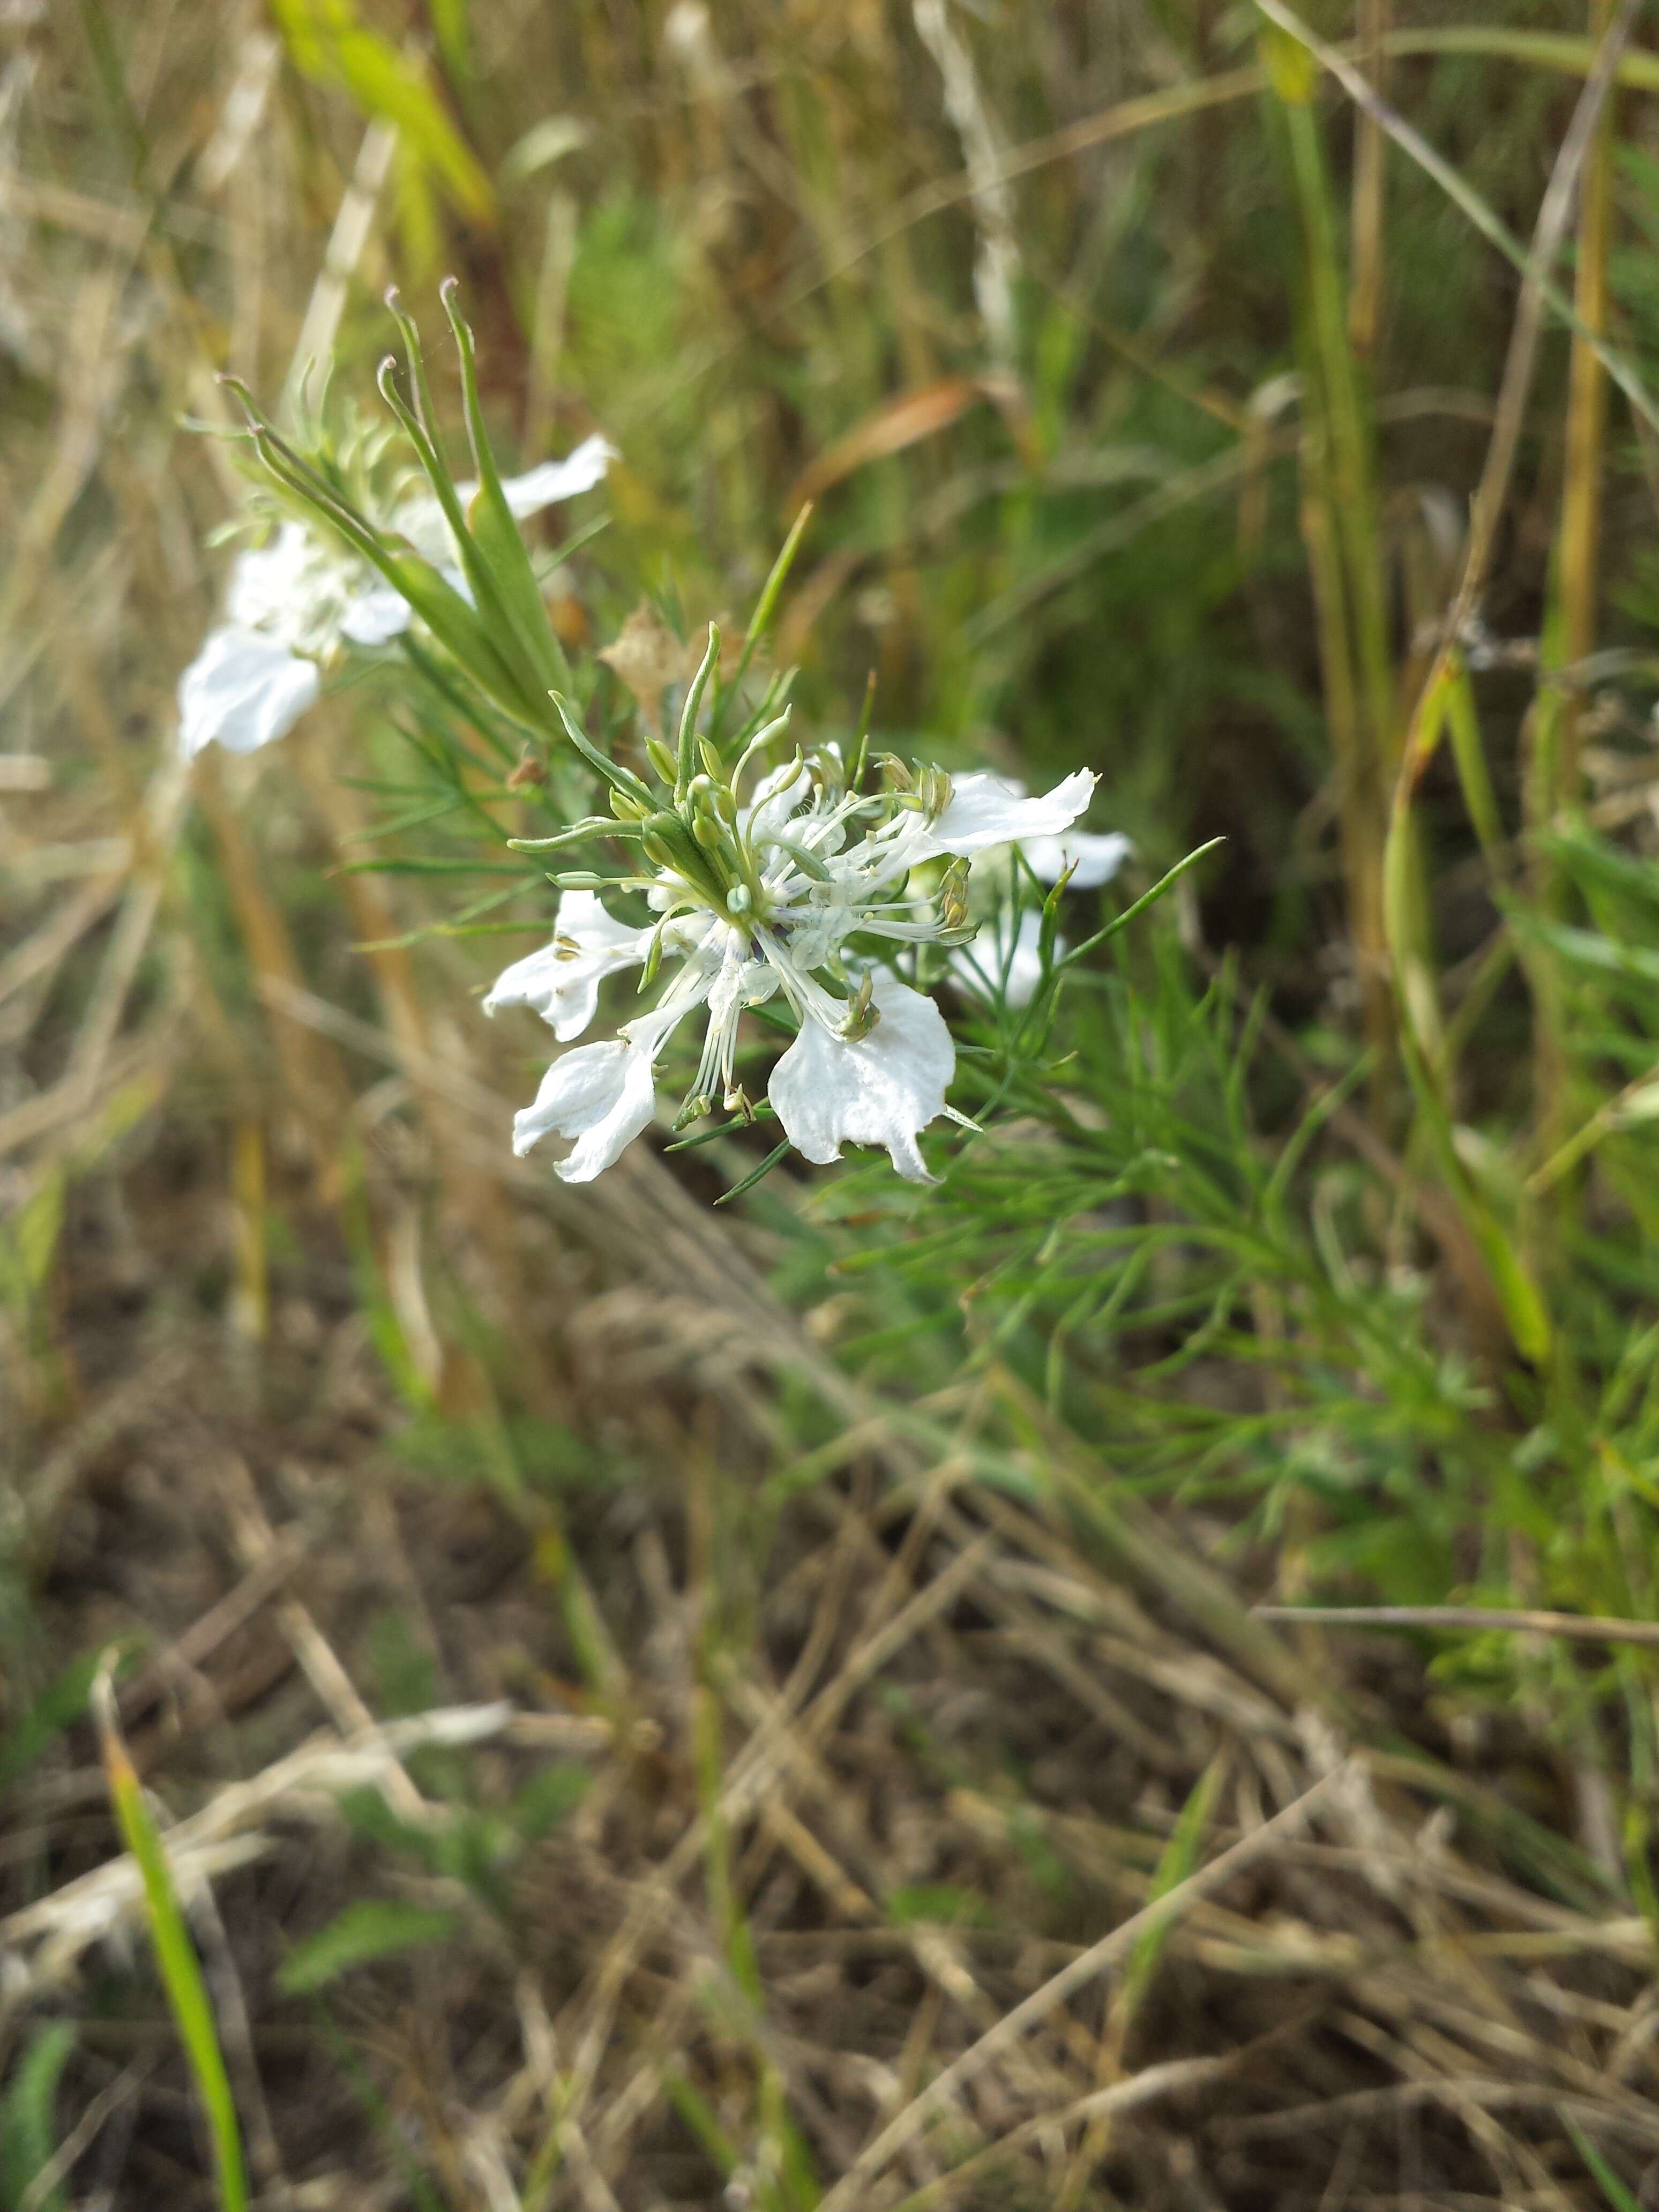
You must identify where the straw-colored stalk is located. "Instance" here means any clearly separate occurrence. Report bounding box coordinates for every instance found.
[1348,0,1388,355]
[1531,0,1618,1176]
[1267,28,1399,1107]
[191,751,356,1185]
[294,733,565,1416]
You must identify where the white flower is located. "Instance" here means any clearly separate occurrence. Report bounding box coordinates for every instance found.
[177,434,616,760]
[489,751,1097,1183]
[176,624,322,760]
[951,906,1050,1008]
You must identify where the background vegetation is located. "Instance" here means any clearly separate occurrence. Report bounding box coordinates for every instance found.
[8,1,1659,2204]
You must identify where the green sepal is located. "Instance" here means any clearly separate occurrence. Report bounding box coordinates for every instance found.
[440,278,571,700]
[373,352,551,728]
[676,623,720,798]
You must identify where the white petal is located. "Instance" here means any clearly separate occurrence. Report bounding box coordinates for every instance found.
[908,768,1098,863]
[392,496,455,568]
[339,586,414,646]
[951,908,1054,1007]
[512,1037,659,1180]
[435,434,618,539]
[495,434,617,515]
[768,971,954,1183]
[176,626,320,758]
[483,891,651,1042]
[222,527,312,633]
[1017,827,1131,889]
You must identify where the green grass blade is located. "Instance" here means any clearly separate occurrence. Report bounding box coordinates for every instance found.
[96,1678,249,2212]
[0,2022,76,2212]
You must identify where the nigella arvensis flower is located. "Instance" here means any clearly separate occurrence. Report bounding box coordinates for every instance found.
[485,657,1102,1184]
[177,434,614,760]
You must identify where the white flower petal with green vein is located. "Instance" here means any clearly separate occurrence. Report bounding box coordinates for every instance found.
[905,767,1097,864]
[511,1036,660,1180]
[958,775,1129,888]
[768,970,954,1182]
[483,891,653,1042]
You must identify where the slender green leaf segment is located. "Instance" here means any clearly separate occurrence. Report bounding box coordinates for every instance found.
[0,2023,76,2212]
[440,278,572,699]
[708,502,813,741]
[1382,664,1552,1364]
[96,1672,249,2212]
[676,625,721,800]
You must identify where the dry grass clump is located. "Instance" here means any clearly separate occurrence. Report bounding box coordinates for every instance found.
[8,1157,1658,2206]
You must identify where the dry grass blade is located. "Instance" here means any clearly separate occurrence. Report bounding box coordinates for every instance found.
[1253,1605,1659,1648]
[817,1766,1348,2209]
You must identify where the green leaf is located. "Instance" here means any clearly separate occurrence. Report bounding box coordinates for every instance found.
[0,2023,76,2212]
[267,0,494,224]
[442,281,570,700]
[277,1901,460,1996]
[1123,1752,1225,2012]
[102,1707,248,2212]
[1565,2117,1642,2212]
[0,1646,133,1795]
[512,1761,590,1840]
[886,1883,995,1929]
[423,0,473,83]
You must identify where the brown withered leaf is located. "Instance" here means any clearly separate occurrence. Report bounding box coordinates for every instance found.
[598,602,697,709]
[788,372,1035,511]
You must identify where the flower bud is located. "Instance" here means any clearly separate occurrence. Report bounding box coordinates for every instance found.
[938,856,970,933]
[645,736,678,786]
